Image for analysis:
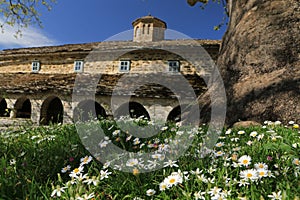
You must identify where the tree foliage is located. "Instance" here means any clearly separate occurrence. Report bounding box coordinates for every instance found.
[0,0,56,35]
[187,0,228,30]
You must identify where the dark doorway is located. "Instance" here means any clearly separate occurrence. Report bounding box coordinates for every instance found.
[115,102,150,120]
[0,98,9,117]
[15,98,31,118]
[40,96,63,125]
[167,104,190,122]
[74,100,107,122]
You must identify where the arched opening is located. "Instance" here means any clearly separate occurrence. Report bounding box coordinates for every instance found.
[74,100,107,122]
[15,98,31,118]
[142,24,145,34]
[135,26,140,37]
[167,104,190,122]
[115,102,150,120]
[40,96,63,125]
[0,98,9,117]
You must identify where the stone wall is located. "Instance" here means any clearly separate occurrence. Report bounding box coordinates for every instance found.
[0,40,220,75]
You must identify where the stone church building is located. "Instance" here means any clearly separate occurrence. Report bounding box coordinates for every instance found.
[0,15,220,126]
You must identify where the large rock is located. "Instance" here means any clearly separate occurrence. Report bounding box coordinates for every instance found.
[216,0,300,125]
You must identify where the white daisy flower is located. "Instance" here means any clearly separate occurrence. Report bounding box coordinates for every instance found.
[80,155,93,165]
[214,150,224,157]
[163,160,178,168]
[112,129,120,136]
[76,192,95,200]
[257,168,268,178]
[267,191,282,200]
[238,155,252,167]
[194,191,206,200]
[98,139,111,148]
[237,130,245,135]
[51,185,67,197]
[207,186,222,197]
[100,169,112,180]
[250,131,258,137]
[254,162,268,170]
[159,181,168,191]
[289,121,295,125]
[83,176,99,186]
[240,169,258,181]
[133,138,140,145]
[61,165,71,173]
[237,179,250,187]
[146,189,156,196]
[215,142,224,147]
[257,134,264,141]
[225,129,232,135]
[69,165,84,178]
[147,159,159,169]
[126,158,139,167]
[164,174,183,187]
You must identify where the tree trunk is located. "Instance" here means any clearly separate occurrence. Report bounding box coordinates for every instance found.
[217,0,300,125]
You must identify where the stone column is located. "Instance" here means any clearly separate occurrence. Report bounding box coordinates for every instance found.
[6,99,17,118]
[145,104,173,123]
[63,100,75,124]
[31,99,42,125]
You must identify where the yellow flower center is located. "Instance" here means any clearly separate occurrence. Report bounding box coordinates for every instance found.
[246,173,253,178]
[243,160,249,165]
[259,171,265,176]
[73,168,79,173]
[169,178,176,184]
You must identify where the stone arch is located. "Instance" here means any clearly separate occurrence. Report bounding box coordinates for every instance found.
[115,102,150,120]
[40,96,63,125]
[15,97,31,118]
[167,104,190,122]
[73,100,107,121]
[0,98,9,117]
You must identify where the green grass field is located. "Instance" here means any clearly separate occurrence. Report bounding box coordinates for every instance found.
[0,119,299,199]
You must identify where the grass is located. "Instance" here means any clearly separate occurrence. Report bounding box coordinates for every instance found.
[0,119,299,199]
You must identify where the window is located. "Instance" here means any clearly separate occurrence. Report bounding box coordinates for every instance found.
[119,60,131,72]
[74,60,84,72]
[168,61,180,72]
[31,61,40,72]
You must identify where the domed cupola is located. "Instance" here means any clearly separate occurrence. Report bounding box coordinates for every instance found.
[132,15,167,42]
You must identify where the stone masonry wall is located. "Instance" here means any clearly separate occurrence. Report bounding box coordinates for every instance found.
[0,40,220,75]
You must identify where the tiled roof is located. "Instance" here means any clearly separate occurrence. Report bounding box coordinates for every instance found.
[0,73,207,98]
[0,39,220,56]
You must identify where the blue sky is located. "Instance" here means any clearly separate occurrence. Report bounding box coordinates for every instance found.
[0,0,227,50]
